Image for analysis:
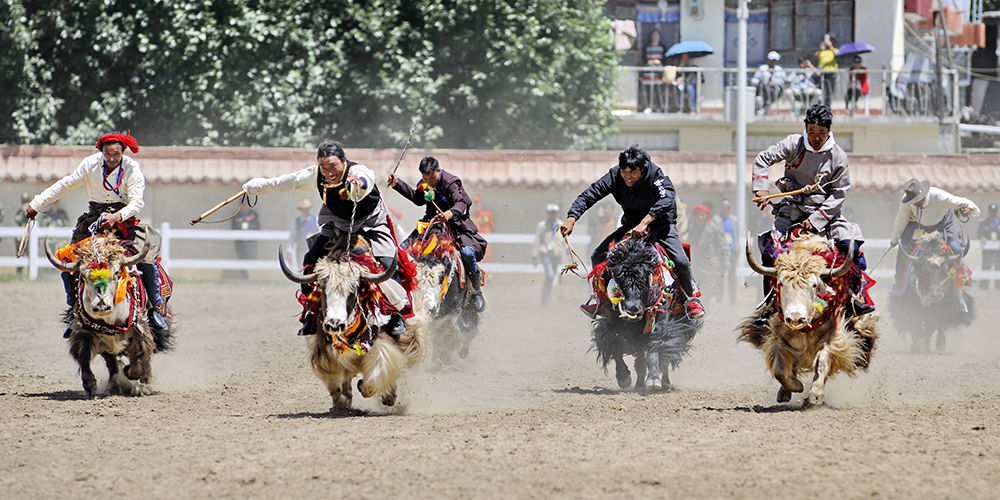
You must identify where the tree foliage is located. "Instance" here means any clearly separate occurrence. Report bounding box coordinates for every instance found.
[1,0,618,149]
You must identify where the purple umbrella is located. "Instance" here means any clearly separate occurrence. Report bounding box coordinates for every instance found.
[838,42,874,57]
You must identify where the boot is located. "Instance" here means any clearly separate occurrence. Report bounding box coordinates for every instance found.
[845,299,876,318]
[297,313,317,336]
[468,270,485,312]
[148,308,169,330]
[386,314,406,339]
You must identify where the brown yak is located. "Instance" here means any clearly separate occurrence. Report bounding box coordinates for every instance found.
[46,230,174,397]
[278,236,427,409]
[739,234,878,405]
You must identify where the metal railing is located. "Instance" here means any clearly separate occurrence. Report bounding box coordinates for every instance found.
[615,66,961,121]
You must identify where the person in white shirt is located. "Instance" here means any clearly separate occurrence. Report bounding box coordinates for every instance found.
[751,51,788,114]
[23,132,167,333]
[890,178,979,290]
[241,140,408,338]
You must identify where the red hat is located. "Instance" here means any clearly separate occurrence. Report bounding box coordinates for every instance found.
[692,204,711,215]
[96,131,139,154]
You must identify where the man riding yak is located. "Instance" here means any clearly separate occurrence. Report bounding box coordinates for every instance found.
[751,104,873,325]
[560,144,705,320]
[387,156,488,313]
[241,140,412,338]
[24,131,169,336]
[889,178,979,311]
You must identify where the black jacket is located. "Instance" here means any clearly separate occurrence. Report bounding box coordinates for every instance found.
[567,160,676,229]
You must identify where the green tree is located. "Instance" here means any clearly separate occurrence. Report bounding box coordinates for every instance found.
[1,0,618,150]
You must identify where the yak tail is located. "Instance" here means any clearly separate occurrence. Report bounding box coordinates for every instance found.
[359,335,406,398]
[398,314,430,366]
[151,307,176,353]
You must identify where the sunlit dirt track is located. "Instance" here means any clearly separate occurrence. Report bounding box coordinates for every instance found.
[1,275,998,499]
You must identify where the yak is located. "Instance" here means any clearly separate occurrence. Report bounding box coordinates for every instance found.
[406,224,482,364]
[46,228,174,397]
[589,235,703,391]
[279,235,427,409]
[888,231,976,353]
[740,234,879,405]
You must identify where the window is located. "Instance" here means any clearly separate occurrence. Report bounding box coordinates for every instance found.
[769,0,855,56]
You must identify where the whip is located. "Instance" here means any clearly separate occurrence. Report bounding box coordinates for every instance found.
[190,190,249,225]
[16,220,34,258]
[387,121,417,181]
[867,245,894,273]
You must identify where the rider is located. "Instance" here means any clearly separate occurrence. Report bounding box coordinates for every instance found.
[560,144,705,319]
[752,104,872,324]
[889,178,978,308]
[241,140,408,337]
[387,156,488,312]
[24,132,168,335]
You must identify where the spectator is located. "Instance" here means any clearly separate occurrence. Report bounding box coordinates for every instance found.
[37,199,70,228]
[533,204,566,306]
[752,51,787,115]
[288,198,319,266]
[784,57,822,114]
[470,195,495,263]
[672,53,701,113]
[712,198,738,305]
[642,29,668,113]
[815,35,839,107]
[845,55,868,115]
[687,205,731,305]
[230,200,260,280]
[587,202,618,255]
[979,203,1000,289]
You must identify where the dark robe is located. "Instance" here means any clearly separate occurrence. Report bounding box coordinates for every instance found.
[393,170,488,260]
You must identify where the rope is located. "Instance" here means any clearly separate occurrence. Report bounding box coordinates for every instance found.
[561,235,591,279]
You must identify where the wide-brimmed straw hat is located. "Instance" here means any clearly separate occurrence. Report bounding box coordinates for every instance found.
[901,178,930,205]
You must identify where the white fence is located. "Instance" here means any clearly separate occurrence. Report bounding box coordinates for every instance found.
[0,223,592,280]
[4,224,1000,281]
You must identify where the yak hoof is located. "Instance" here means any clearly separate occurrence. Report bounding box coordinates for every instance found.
[381,389,397,407]
[935,333,947,353]
[457,341,469,359]
[333,395,352,410]
[616,371,632,390]
[776,387,792,403]
[645,376,662,391]
[808,391,824,406]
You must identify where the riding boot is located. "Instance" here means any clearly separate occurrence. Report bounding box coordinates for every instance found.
[845,299,876,318]
[752,276,774,327]
[468,270,485,312]
[385,314,406,340]
[297,313,317,336]
[61,271,77,338]
[138,262,169,331]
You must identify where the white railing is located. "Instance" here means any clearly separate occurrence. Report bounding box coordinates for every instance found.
[0,223,591,279]
[6,225,1000,280]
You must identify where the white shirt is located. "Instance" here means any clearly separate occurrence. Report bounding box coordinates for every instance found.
[29,152,146,220]
[890,187,980,245]
[242,164,376,202]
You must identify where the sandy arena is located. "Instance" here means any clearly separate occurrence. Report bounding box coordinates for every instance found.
[1,273,999,499]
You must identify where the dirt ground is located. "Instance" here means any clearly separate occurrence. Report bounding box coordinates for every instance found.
[1,273,999,499]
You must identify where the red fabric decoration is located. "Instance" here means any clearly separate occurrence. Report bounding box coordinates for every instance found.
[96,131,140,154]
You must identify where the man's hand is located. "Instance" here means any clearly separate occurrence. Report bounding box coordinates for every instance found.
[560,217,576,237]
[632,221,650,236]
[959,206,973,217]
[431,210,453,225]
[100,212,124,231]
[801,219,815,232]
[754,190,771,210]
[889,240,898,249]
[387,173,398,188]
[25,206,37,220]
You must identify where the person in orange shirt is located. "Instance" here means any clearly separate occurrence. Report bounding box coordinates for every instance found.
[470,195,495,263]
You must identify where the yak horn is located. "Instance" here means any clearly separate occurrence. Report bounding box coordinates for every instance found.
[360,255,398,283]
[44,237,79,273]
[745,233,776,277]
[823,238,855,278]
[947,251,963,262]
[121,237,150,268]
[278,246,318,284]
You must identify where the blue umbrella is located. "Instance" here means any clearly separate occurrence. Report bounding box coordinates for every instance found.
[837,42,875,57]
[664,41,714,59]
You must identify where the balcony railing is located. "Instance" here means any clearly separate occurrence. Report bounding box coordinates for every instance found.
[614,66,961,121]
